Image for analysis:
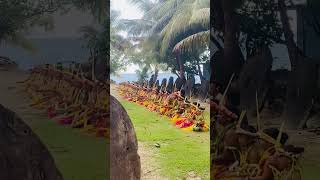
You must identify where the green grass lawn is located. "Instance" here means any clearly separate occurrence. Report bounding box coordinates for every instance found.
[27,114,108,180]
[118,98,210,179]
[301,163,320,180]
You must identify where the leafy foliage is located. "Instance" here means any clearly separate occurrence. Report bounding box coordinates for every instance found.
[0,0,63,51]
[109,11,133,74]
[304,0,320,36]
[117,0,210,79]
[173,30,209,54]
[71,0,109,23]
[135,66,149,83]
[237,0,283,56]
[211,0,284,57]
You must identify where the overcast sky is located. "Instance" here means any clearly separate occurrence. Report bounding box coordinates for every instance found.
[111,0,143,73]
[27,9,96,39]
[111,0,143,19]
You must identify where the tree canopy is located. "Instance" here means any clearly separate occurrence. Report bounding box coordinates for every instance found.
[113,0,210,82]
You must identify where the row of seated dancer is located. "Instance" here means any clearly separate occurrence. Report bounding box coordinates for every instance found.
[20,64,109,138]
[118,81,209,132]
[210,82,304,180]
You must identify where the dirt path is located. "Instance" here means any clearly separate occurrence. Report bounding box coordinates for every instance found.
[111,84,168,180]
[138,142,170,180]
[111,84,206,180]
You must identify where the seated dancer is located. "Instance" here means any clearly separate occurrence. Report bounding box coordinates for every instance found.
[213,124,257,166]
[175,100,197,129]
[45,71,76,117]
[22,65,109,138]
[138,87,149,105]
[144,87,158,108]
[93,86,109,137]
[29,67,64,110]
[53,71,108,137]
[213,125,302,180]
[118,82,209,132]
[246,129,302,180]
[172,98,190,123]
[159,91,171,115]
[193,106,209,132]
[163,90,184,117]
[70,81,109,137]
[70,80,96,128]
[57,75,91,125]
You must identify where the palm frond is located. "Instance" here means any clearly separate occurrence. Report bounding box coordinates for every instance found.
[143,0,179,20]
[128,0,154,12]
[173,30,209,54]
[189,8,209,28]
[120,0,210,60]
[159,2,209,57]
[149,8,176,34]
[116,19,153,36]
[110,10,121,24]
[94,0,108,23]
[159,4,193,55]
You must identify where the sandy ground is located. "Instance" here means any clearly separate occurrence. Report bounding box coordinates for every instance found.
[0,69,33,118]
[0,69,55,131]
[110,85,169,180]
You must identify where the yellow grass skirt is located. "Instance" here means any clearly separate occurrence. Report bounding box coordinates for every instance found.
[170,114,181,123]
[181,125,194,132]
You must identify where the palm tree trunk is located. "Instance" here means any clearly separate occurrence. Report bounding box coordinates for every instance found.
[196,58,204,83]
[95,56,108,81]
[220,0,244,88]
[222,0,238,62]
[176,53,186,84]
[278,0,299,71]
[211,34,223,51]
[278,0,318,129]
[153,65,159,83]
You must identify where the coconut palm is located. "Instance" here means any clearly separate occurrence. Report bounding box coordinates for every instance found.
[119,0,209,82]
[80,8,132,76]
[0,0,58,52]
[128,0,209,55]
[72,0,109,23]
[135,66,149,83]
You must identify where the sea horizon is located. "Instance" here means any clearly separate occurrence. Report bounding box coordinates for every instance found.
[111,72,202,84]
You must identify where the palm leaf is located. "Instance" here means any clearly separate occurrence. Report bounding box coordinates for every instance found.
[116,19,153,36]
[189,8,209,27]
[145,0,180,20]
[173,30,209,54]
[158,1,210,56]
[149,8,176,34]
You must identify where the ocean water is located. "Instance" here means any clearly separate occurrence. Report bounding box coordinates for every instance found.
[111,73,202,84]
[0,38,89,70]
